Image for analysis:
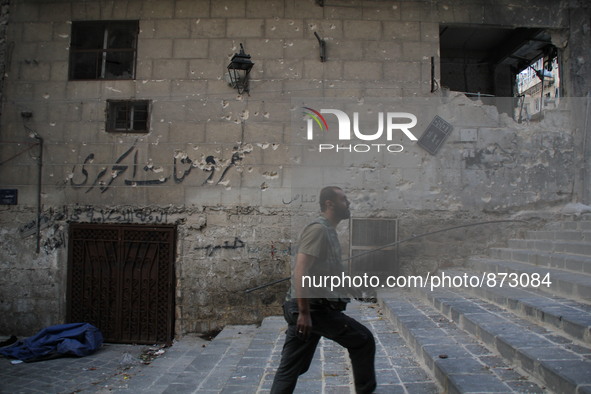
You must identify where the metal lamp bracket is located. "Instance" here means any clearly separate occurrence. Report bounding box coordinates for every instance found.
[314,32,326,62]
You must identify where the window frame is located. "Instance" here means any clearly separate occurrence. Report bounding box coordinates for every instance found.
[69,20,139,81]
[106,100,151,134]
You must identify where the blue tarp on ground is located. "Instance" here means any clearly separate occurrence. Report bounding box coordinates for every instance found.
[0,323,103,362]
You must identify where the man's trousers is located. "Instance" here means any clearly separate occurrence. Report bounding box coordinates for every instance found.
[270,300,376,393]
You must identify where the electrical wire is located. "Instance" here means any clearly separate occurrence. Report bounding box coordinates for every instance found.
[243,219,528,293]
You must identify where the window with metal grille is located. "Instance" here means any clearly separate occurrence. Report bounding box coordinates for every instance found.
[106,100,150,133]
[69,20,138,80]
[349,218,399,279]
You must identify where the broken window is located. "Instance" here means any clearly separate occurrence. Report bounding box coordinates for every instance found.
[69,21,139,80]
[515,50,560,122]
[106,100,150,133]
[439,25,559,117]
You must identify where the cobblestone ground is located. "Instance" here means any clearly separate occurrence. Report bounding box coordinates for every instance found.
[0,301,439,393]
[0,333,210,393]
[0,340,164,393]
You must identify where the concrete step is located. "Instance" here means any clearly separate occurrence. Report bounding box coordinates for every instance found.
[469,257,591,302]
[443,268,591,346]
[380,289,545,394]
[526,229,591,242]
[413,286,591,394]
[545,219,591,232]
[506,238,591,257]
[488,246,591,275]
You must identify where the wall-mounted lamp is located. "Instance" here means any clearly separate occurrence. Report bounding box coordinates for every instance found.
[227,43,254,95]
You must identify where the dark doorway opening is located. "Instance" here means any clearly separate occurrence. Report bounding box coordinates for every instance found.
[67,224,176,344]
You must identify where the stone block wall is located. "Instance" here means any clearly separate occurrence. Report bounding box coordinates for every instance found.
[0,0,589,337]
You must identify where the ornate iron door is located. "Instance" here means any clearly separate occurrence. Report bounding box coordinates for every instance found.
[67,224,176,344]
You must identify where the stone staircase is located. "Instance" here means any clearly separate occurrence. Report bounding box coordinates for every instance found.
[184,217,590,393]
[91,217,591,393]
[381,217,591,393]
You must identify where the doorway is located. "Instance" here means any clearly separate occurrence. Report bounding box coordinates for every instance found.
[67,223,176,344]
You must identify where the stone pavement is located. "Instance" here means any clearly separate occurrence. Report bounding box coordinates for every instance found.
[0,301,439,394]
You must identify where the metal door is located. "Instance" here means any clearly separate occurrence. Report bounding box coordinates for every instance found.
[67,224,175,344]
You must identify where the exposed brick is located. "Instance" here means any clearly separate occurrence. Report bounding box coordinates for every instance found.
[189,58,225,79]
[205,121,243,143]
[247,0,285,18]
[153,59,190,79]
[173,38,209,59]
[264,18,304,38]
[211,0,246,18]
[383,21,421,41]
[155,19,191,38]
[343,20,382,40]
[344,61,383,80]
[226,18,264,38]
[22,22,53,42]
[361,5,402,21]
[175,0,211,18]
[38,2,71,22]
[191,19,227,38]
[139,38,174,59]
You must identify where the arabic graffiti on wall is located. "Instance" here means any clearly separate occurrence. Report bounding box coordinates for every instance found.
[19,206,291,260]
[19,205,170,239]
[19,206,171,253]
[282,194,317,205]
[68,142,252,193]
[195,237,246,256]
[194,238,292,259]
[248,242,292,259]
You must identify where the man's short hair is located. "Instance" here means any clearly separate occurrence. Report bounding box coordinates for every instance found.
[319,186,343,212]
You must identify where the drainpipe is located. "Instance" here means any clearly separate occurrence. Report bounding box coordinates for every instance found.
[583,92,590,205]
[23,112,43,253]
[33,134,43,253]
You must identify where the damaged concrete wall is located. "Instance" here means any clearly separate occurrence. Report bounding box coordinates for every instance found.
[0,0,9,109]
[0,0,589,337]
[563,1,591,205]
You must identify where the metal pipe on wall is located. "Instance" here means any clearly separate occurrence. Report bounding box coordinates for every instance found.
[34,134,43,253]
[583,92,591,205]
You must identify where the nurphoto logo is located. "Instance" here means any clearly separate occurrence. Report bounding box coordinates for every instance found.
[302,107,419,153]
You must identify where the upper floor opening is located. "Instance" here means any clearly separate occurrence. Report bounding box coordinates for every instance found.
[439,24,560,120]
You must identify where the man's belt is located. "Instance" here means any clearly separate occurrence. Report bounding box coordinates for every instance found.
[310,298,347,311]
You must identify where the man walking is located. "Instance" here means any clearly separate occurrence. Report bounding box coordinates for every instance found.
[271,186,376,393]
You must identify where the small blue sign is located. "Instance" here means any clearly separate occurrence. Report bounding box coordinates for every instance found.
[0,189,18,205]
